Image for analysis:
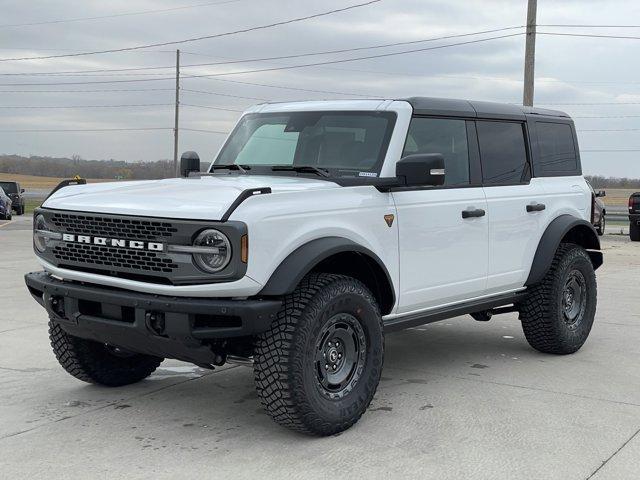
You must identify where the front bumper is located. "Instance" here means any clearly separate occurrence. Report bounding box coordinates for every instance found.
[25,271,282,365]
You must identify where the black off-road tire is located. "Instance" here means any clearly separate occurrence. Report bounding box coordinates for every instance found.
[631,222,640,241]
[254,273,384,436]
[49,320,163,386]
[17,206,25,216]
[518,243,597,354]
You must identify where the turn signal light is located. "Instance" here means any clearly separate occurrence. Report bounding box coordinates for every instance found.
[241,235,248,263]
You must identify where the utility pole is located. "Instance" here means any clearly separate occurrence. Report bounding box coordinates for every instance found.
[523,0,537,106]
[173,49,180,177]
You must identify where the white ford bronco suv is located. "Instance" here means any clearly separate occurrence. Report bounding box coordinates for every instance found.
[25,97,602,436]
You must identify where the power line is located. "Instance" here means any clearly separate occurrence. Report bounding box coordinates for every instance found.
[0,33,523,88]
[538,32,640,40]
[578,128,640,132]
[0,77,176,87]
[574,115,640,119]
[0,127,172,133]
[538,24,640,28]
[0,103,172,109]
[0,71,183,77]
[182,88,268,101]
[197,77,371,97]
[537,102,640,105]
[182,128,229,134]
[0,126,229,134]
[183,33,525,80]
[582,149,640,152]
[0,26,525,77]
[0,88,176,93]
[0,1,382,62]
[0,75,367,97]
[0,0,247,28]
[0,86,260,101]
[182,103,244,112]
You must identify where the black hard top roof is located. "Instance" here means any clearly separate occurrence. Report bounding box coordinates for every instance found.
[401,97,570,120]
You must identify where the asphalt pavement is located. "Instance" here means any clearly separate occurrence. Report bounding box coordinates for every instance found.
[1,214,639,479]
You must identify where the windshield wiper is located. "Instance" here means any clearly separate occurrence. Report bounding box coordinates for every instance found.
[211,164,251,173]
[271,165,330,178]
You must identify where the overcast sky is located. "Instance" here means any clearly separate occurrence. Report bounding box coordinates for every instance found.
[1,0,640,177]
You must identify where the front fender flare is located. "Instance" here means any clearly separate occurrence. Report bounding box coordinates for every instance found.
[525,214,602,286]
[258,237,394,301]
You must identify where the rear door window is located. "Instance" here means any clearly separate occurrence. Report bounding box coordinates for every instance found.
[476,121,529,185]
[403,117,470,186]
[535,122,579,175]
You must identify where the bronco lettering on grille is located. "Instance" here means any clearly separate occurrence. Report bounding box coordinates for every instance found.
[61,233,164,251]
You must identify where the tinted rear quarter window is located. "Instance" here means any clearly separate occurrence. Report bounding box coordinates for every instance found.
[476,121,529,185]
[535,122,579,176]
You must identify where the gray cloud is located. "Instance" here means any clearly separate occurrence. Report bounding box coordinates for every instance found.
[1,0,639,176]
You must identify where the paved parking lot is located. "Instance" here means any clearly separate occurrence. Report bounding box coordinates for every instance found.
[1,214,639,479]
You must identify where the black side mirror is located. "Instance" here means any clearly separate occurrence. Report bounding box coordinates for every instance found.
[596,190,606,198]
[180,151,200,177]
[396,153,445,187]
[20,189,25,193]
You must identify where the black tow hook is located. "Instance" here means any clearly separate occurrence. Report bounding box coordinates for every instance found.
[145,311,166,336]
[49,295,66,318]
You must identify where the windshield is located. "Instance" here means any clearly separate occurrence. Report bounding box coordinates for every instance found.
[213,111,396,177]
[0,182,17,194]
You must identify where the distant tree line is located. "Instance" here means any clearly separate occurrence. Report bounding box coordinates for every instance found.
[0,154,174,180]
[0,154,638,187]
[585,175,640,189]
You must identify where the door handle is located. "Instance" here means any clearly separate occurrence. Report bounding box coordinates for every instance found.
[461,208,486,219]
[526,203,546,213]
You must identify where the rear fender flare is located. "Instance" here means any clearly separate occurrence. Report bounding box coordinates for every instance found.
[525,214,601,286]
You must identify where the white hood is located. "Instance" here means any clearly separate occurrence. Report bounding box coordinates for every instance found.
[42,175,339,220]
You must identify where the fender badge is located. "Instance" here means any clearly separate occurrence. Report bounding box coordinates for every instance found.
[384,214,395,227]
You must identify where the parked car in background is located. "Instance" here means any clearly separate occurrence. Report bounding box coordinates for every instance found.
[586,181,606,235]
[630,192,640,241]
[0,187,12,220]
[0,181,25,215]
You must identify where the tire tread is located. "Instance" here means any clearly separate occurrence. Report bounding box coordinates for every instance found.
[254,273,383,436]
[49,320,162,387]
[519,243,597,354]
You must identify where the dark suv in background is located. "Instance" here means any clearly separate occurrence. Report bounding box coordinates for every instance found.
[0,181,25,215]
[630,192,640,241]
[586,181,606,235]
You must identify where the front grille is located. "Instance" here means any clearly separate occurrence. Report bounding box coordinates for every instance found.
[53,243,178,273]
[37,208,247,285]
[50,212,177,241]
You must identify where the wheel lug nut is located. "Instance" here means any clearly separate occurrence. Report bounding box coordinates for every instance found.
[325,364,329,370]
[332,365,337,370]
[335,341,340,347]
[338,353,342,359]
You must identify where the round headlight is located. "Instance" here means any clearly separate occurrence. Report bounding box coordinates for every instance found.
[193,229,231,273]
[33,214,49,253]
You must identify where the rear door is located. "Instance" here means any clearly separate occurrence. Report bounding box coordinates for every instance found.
[393,116,488,314]
[477,120,549,294]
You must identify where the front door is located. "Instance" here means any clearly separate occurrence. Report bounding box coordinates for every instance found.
[393,116,488,314]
